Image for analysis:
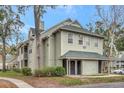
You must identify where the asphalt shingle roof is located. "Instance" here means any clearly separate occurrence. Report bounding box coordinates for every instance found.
[60,25,104,39]
[60,50,108,60]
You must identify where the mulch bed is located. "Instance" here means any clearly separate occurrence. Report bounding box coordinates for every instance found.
[0,79,17,88]
[17,76,66,88]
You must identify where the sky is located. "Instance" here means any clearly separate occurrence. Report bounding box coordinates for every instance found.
[20,5,98,40]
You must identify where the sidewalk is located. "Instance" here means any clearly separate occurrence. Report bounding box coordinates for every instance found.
[68,74,124,78]
[0,77,33,88]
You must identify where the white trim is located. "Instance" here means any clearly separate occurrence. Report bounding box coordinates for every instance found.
[75,60,77,75]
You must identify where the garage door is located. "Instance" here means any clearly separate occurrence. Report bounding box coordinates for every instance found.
[82,61,98,75]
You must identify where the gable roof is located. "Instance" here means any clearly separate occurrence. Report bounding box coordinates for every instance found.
[41,18,104,39]
[59,25,104,38]
[60,50,108,61]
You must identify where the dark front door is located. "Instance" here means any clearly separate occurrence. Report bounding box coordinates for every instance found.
[98,61,102,73]
[77,60,81,75]
[70,61,75,75]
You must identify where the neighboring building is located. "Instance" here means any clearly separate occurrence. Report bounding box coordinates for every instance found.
[111,51,124,70]
[14,19,109,75]
[0,54,10,70]
[16,41,29,69]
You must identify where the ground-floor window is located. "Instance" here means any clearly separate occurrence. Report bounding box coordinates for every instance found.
[24,60,28,67]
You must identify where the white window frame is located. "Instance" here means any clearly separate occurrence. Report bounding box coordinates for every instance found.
[86,37,90,46]
[78,35,83,45]
[94,38,98,48]
[68,32,73,44]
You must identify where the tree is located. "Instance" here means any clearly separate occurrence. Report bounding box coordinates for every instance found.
[18,5,57,68]
[0,6,24,71]
[96,5,124,73]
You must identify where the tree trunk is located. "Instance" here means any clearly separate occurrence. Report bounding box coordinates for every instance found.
[2,37,6,72]
[33,5,42,69]
[108,29,113,74]
[34,5,41,36]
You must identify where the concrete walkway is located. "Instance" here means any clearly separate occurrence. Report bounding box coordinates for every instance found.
[0,77,33,88]
[68,74,124,78]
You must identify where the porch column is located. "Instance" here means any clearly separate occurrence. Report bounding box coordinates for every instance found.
[68,59,70,75]
[66,59,69,75]
[81,61,83,75]
[75,60,77,75]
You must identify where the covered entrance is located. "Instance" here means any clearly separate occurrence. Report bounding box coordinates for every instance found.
[61,51,109,75]
[63,59,81,75]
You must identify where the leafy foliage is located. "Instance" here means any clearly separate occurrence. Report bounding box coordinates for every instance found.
[55,67,66,76]
[22,68,32,76]
[115,37,124,51]
[34,67,66,77]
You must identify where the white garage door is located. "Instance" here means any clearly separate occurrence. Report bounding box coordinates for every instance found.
[82,61,98,75]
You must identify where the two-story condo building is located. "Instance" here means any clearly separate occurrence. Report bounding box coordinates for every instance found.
[13,19,108,75]
[16,41,29,69]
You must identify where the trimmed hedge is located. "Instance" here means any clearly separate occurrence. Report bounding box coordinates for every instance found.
[34,67,66,77]
[22,68,32,76]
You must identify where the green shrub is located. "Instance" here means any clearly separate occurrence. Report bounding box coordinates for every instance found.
[43,67,56,76]
[22,68,32,76]
[55,67,66,76]
[34,67,66,77]
[34,69,45,77]
[13,68,21,73]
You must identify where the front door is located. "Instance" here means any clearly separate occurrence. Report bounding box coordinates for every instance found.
[70,61,75,75]
[77,60,81,75]
[98,61,102,73]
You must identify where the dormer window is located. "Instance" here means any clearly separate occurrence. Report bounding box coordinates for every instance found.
[68,33,73,44]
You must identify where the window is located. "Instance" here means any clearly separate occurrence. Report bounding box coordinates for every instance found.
[29,49,32,54]
[117,61,120,63]
[24,60,28,67]
[94,38,98,47]
[121,61,124,63]
[68,33,73,44]
[78,35,83,45]
[121,65,124,68]
[86,37,90,46]
[24,46,28,53]
[116,65,119,68]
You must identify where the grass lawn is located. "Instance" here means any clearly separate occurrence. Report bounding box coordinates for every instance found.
[0,71,23,78]
[1,71,124,87]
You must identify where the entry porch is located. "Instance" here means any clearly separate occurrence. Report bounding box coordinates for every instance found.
[60,51,109,75]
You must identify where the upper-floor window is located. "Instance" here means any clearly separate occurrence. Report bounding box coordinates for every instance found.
[94,38,98,47]
[78,35,83,45]
[86,37,90,46]
[68,33,73,44]
[29,49,32,54]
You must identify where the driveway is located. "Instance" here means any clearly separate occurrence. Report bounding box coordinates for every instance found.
[72,82,124,88]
